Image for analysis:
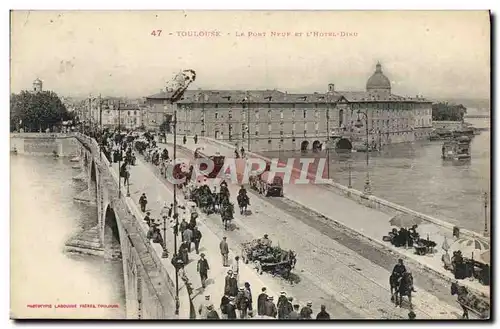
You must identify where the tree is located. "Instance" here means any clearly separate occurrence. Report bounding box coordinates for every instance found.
[10,90,73,132]
[432,102,467,122]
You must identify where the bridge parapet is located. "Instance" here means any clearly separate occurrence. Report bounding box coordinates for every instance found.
[75,133,192,319]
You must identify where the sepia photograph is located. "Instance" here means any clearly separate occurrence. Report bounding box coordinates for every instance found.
[9,9,491,321]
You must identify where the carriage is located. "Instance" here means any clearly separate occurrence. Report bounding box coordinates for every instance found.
[240,238,296,279]
[249,171,284,197]
[452,282,490,319]
[194,149,225,179]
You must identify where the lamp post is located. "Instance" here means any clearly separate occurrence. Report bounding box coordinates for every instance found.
[326,97,331,180]
[172,106,180,315]
[348,160,352,188]
[483,192,489,237]
[355,110,372,195]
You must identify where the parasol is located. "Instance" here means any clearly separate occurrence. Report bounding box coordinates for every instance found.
[389,213,423,228]
[479,250,490,265]
[449,237,490,259]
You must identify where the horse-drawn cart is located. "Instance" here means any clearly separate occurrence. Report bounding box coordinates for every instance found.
[241,238,296,279]
[452,282,490,319]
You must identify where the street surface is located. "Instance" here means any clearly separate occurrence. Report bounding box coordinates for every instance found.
[155,141,463,319]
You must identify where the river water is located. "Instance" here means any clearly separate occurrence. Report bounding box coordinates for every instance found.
[262,117,490,233]
[10,155,125,319]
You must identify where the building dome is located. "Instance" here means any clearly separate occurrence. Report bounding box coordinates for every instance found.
[366,63,391,92]
[34,78,42,84]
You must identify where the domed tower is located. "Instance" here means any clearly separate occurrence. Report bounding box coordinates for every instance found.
[33,78,43,93]
[366,62,391,95]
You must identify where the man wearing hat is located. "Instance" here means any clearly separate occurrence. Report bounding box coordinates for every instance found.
[143,212,152,227]
[283,296,294,319]
[257,287,268,316]
[139,192,148,212]
[277,291,288,319]
[264,296,277,318]
[198,294,211,319]
[197,253,210,289]
[206,304,219,319]
[219,237,229,267]
[236,287,249,319]
[300,301,313,319]
[231,256,240,283]
[408,311,416,320]
[260,234,271,247]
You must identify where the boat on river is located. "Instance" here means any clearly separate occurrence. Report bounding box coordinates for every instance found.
[441,136,472,161]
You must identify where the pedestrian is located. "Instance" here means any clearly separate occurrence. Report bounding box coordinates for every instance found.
[206,304,219,319]
[231,256,240,282]
[182,226,193,252]
[300,301,313,319]
[257,287,268,316]
[240,146,245,158]
[188,213,197,231]
[183,135,187,145]
[143,212,152,226]
[224,270,233,296]
[283,296,294,319]
[219,237,229,267]
[179,218,188,241]
[197,253,209,289]
[139,193,148,212]
[288,304,300,319]
[198,294,210,319]
[244,282,253,315]
[408,311,416,320]
[228,272,238,297]
[194,134,198,144]
[316,304,330,320]
[192,226,202,254]
[220,294,230,319]
[277,291,288,319]
[160,202,169,220]
[264,296,277,318]
[226,296,237,319]
[179,241,189,264]
[236,287,248,319]
[168,203,173,218]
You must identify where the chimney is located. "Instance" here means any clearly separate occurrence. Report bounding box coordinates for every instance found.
[328,83,335,92]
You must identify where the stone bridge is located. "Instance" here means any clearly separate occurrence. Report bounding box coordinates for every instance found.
[13,133,192,319]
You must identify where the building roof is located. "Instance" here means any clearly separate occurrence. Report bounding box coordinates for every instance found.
[146,89,345,104]
[366,63,391,91]
[330,91,430,103]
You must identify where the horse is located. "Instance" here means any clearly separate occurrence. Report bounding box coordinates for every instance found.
[390,272,414,309]
[237,193,250,215]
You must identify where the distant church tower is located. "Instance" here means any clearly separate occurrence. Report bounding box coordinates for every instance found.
[33,78,43,93]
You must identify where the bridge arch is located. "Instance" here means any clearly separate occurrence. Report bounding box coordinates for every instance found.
[300,140,309,152]
[335,138,353,152]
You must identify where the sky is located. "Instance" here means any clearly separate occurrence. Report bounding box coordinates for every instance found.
[10,10,491,100]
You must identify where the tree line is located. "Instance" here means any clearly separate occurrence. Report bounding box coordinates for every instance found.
[432,102,467,122]
[10,90,74,132]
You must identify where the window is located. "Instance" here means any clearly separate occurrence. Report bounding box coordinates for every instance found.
[255,110,260,120]
[292,109,296,119]
[280,130,284,136]
[303,110,306,119]
[292,122,296,131]
[315,122,319,131]
[229,110,233,120]
[256,125,259,135]
[268,139,272,144]
[268,110,272,120]
[303,129,307,136]
[280,110,284,119]
[268,123,272,132]
[215,112,219,119]
[314,110,319,119]
[128,111,131,116]
[134,110,137,115]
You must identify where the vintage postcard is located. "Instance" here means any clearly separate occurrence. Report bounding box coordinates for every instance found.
[10,10,491,320]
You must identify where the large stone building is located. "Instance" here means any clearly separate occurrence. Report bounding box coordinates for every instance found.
[145,63,433,152]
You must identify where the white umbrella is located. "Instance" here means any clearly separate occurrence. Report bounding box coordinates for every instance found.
[442,236,450,252]
[449,237,490,259]
[479,250,490,265]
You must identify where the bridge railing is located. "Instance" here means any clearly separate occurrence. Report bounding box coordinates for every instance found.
[199,136,489,243]
[77,133,192,319]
